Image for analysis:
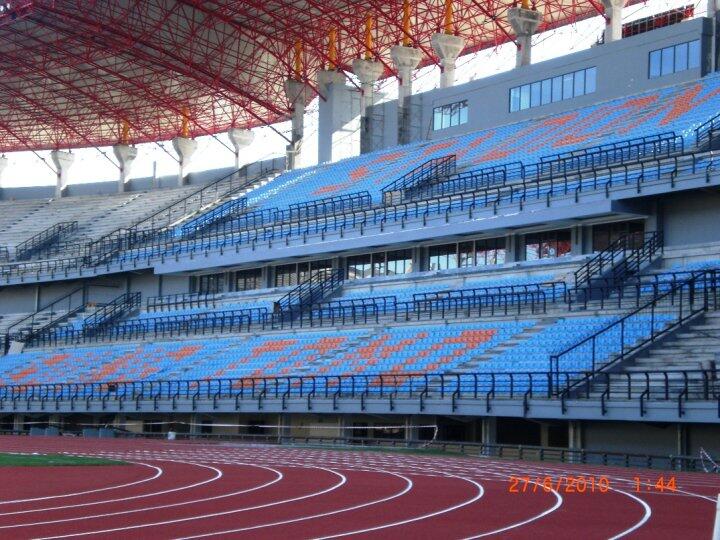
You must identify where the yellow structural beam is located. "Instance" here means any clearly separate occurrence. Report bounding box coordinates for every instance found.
[443,0,453,34]
[180,106,190,139]
[294,39,303,79]
[328,28,337,70]
[402,0,411,46]
[364,14,374,60]
[119,120,130,145]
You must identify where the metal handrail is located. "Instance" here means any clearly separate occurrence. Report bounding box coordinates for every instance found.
[551,271,716,394]
[15,221,78,261]
[381,154,457,196]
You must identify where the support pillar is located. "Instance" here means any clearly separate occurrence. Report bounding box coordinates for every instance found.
[568,420,583,462]
[112,144,138,193]
[391,45,422,145]
[277,413,292,444]
[171,137,198,187]
[481,417,497,456]
[0,155,8,188]
[317,70,359,163]
[228,128,254,169]
[508,5,542,67]
[431,33,465,88]
[13,414,23,432]
[391,45,422,106]
[404,416,420,446]
[50,150,74,198]
[352,58,383,117]
[284,79,313,170]
[602,0,625,43]
[676,423,689,457]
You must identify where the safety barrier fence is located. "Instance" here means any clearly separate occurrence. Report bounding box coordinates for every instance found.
[0,147,716,283]
[14,221,78,262]
[0,369,715,418]
[551,271,717,394]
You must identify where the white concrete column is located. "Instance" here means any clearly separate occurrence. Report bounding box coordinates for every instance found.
[709,0,719,19]
[171,136,198,186]
[508,7,542,67]
[0,155,8,188]
[568,420,583,463]
[602,0,625,43]
[50,150,74,198]
[112,144,138,193]
[352,58,384,117]
[228,128,254,169]
[431,33,465,88]
[284,78,313,170]
[317,70,359,163]
[390,45,422,106]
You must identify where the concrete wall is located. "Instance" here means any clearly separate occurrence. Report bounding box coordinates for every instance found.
[659,189,720,247]
[367,18,712,151]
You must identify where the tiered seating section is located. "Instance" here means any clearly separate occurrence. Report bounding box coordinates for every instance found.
[0,313,676,391]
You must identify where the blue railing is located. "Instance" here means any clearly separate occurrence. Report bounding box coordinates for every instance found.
[179,197,247,238]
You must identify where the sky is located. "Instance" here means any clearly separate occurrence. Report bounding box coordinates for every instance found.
[0,0,702,188]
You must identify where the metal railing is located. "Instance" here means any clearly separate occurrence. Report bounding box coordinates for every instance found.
[381,154,456,202]
[82,292,142,335]
[275,268,344,313]
[6,285,87,344]
[15,221,78,261]
[0,147,716,284]
[695,112,720,150]
[551,271,716,394]
[146,292,222,312]
[573,231,661,289]
[0,368,715,418]
[289,191,372,221]
[179,197,247,238]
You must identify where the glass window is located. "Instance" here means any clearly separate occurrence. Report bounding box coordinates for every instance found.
[458,242,474,268]
[573,70,585,96]
[235,268,262,291]
[552,76,563,102]
[649,50,662,78]
[674,41,688,72]
[520,84,530,110]
[433,108,442,130]
[432,101,469,130]
[688,39,700,69]
[562,73,574,100]
[511,68,596,113]
[530,81,542,108]
[347,254,372,280]
[459,103,468,124]
[387,249,412,276]
[524,230,571,260]
[429,244,457,271]
[371,252,386,277]
[585,67,597,93]
[541,78,552,105]
[661,46,674,76]
[510,87,520,112]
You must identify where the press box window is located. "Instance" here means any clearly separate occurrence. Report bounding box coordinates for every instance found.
[649,40,700,78]
[433,101,468,130]
[510,67,596,112]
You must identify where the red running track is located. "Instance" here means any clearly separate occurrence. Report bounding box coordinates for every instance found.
[0,435,716,539]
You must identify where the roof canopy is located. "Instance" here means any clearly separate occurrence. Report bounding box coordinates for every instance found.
[0,0,614,152]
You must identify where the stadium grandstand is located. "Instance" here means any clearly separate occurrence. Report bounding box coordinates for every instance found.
[0,0,718,537]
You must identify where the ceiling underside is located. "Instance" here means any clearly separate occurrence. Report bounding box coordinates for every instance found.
[0,0,622,152]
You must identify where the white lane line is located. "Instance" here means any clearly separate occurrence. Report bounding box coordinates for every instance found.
[607,488,652,540]
[0,462,162,505]
[0,460,227,525]
[177,469,413,539]
[314,473,485,539]
[36,466,347,539]
[464,480,563,538]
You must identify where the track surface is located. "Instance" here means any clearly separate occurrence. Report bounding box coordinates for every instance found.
[0,436,716,539]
